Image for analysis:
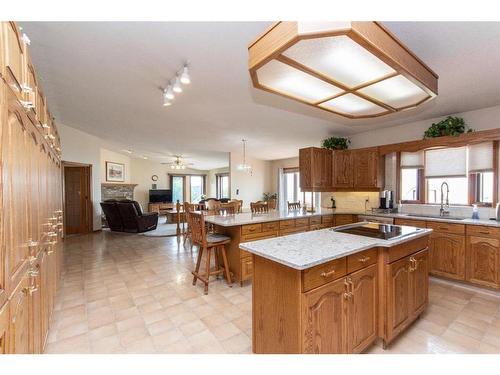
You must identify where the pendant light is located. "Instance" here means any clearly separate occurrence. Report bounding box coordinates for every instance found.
[173,75,183,93]
[248,22,438,119]
[237,139,252,175]
[180,65,191,84]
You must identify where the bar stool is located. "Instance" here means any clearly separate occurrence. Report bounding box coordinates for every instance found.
[183,201,196,246]
[190,211,232,294]
[250,201,268,213]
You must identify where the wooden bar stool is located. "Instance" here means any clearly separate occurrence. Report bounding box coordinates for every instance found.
[250,201,269,213]
[190,211,232,294]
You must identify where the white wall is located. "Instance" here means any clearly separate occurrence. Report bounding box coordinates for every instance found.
[230,152,272,207]
[59,123,103,231]
[350,104,500,149]
[100,148,131,183]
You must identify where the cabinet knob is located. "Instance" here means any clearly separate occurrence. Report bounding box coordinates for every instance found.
[358,256,370,263]
[320,269,336,278]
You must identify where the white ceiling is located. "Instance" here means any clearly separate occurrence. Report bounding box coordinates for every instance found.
[20,21,500,166]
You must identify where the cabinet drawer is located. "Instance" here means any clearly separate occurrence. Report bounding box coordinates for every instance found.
[310,216,322,225]
[241,232,277,243]
[296,218,309,227]
[427,221,465,235]
[241,257,253,281]
[262,221,279,232]
[321,215,334,225]
[347,248,378,274]
[466,225,500,238]
[302,257,347,292]
[280,227,307,236]
[386,236,429,264]
[310,224,322,231]
[242,223,262,235]
[280,219,295,229]
[394,218,427,228]
[335,214,355,226]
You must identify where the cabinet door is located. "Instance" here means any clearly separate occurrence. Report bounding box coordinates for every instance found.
[386,256,411,341]
[332,150,353,188]
[3,22,25,99]
[3,86,30,294]
[8,278,29,354]
[0,301,8,354]
[317,149,333,190]
[28,259,42,354]
[466,236,500,289]
[410,249,429,317]
[346,264,378,353]
[353,149,379,189]
[302,277,347,354]
[429,232,465,280]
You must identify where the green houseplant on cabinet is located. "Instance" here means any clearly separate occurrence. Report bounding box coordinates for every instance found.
[423,116,473,139]
[322,137,351,150]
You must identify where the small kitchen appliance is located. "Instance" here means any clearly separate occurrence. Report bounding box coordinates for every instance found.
[379,190,394,209]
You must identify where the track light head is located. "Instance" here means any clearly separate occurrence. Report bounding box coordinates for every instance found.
[173,76,183,93]
[180,66,191,84]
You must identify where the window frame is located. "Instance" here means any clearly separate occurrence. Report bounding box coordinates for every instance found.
[397,152,425,204]
[169,173,207,203]
[216,173,230,199]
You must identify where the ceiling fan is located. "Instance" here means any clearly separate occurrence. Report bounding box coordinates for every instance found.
[161,155,194,170]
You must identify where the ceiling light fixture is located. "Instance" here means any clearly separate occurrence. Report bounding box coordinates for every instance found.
[122,149,133,154]
[165,85,175,100]
[173,76,183,93]
[248,22,438,119]
[163,91,172,106]
[161,62,191,107]
[180,65,191,84]
[237,139,252,175]
[170,155,188,170]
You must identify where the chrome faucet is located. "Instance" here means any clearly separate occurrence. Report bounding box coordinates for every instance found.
[440,182,450,217]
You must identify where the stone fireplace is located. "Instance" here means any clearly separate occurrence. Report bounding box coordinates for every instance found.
[101,183,138,201]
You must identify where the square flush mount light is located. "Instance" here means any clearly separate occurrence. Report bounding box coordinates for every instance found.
[248,22,438,119]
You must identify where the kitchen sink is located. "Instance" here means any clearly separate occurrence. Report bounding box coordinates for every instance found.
[402,214,466,221]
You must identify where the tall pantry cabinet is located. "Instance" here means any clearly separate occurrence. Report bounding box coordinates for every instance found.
[0,21,63,354]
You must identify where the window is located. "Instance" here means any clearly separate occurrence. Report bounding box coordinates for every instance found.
[171,176,184,203]
[426,177,468,205]
[282,168,319,208]
[190,176,204,203]
[400,151,424,203]
[216,173,229,199]
[471,171,494,205]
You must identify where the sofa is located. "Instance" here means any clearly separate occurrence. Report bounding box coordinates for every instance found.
[100,199,159,233]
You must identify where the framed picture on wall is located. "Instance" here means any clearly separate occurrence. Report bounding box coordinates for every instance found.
[106,161,125,182]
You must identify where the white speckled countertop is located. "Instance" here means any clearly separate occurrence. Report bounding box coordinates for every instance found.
[204,207,336,227]
[240,225,433,270]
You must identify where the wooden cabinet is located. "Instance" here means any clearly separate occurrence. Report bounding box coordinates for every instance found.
[346,264,378,353]
[466,236,500,289]
[334,214,358,226]
[332,150,353,189]
[2,22,25,100]
[429,231,465,280]
[352,148,382,189]
[299,147,333,191]
[8,278,30,354]
[394,218,427,228]
[302,277,347,354]
[0,301,8,354]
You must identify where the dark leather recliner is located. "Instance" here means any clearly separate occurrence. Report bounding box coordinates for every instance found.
[100,199,158,233]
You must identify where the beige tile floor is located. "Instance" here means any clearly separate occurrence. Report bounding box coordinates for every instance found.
[45,230,500,354]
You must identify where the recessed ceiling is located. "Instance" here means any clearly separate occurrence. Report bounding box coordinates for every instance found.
[20,21,500,162]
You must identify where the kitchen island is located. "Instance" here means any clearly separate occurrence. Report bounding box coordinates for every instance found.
[204,208,359,285]
[240,223,432,354]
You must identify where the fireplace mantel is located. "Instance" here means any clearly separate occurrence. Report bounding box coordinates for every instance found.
[101,183,138,188]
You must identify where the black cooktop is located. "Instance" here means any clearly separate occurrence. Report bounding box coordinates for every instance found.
[334,223,423,240]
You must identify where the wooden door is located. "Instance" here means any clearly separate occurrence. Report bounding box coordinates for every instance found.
[429,232,465,280]
[466,236,500,289]
[386,256,411,341]
[2,86,30,295]
[302,277,347,354]
[8,278,29,354]
[64,166,91,235]
[346,264,378,353]
[353,149,379,189]
[332,150,353,188]
[410,249,429,317]
[0,301,8,354]
[3,22,25,99]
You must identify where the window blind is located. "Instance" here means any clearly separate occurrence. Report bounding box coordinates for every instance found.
[425,147,467,178]
[401,151,424,169]
[468,142,493,173]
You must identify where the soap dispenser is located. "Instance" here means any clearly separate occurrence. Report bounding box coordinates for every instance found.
[472,204,479,220]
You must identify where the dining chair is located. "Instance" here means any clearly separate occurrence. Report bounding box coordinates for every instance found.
[250,201,269,213]
[183,201,197,246]
[288,201,301,210]
[190,212,232,294]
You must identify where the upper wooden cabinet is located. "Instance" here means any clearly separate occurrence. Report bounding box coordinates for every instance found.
[300,147,383,192]
[299,147,333,191]
[2,22,25,101]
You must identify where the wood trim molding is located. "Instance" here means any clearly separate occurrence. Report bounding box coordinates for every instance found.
[101,183,138,187]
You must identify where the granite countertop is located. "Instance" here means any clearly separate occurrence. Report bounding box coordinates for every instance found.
[240,225,433,270]
[204,207,336,227]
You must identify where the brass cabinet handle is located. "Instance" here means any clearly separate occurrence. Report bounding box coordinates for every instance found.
[358,256,370,263]
[23,285,38,296]
[27,240,39,248]
[321,269,336,278]
[479,231,490,235]
[28,269,39,277]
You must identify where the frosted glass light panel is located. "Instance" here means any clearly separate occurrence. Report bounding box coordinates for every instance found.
[283,36,395,88]
[319,93,386,117]
[359,75,429,109]
[256,59,343,103]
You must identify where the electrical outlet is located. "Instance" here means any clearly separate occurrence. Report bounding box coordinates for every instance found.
[364,196,369,203]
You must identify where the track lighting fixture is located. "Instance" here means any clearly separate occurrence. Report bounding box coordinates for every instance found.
[165,85,175,100]
[173,76,183,93]
[161,62,192,107]
[180,65,191,84]
[163,91,172,106]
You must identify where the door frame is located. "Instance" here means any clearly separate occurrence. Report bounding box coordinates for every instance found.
[62,161,93,235]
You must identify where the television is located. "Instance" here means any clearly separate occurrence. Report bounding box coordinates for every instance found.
[149,189,172,203]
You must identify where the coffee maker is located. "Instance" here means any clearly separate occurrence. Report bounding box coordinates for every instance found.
[379,190,394,209]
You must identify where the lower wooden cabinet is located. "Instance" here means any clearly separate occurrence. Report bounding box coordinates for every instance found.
[302,264,378,354]
[8,278,30,354]
[429,232,465,280]
[0,301,8,354]
[384,248,428,345]
[466,236,500,289]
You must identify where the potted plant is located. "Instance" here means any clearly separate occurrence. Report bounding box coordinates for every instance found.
[263,192,277,209]
[423,116,473,139]
[321,136,351,150]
